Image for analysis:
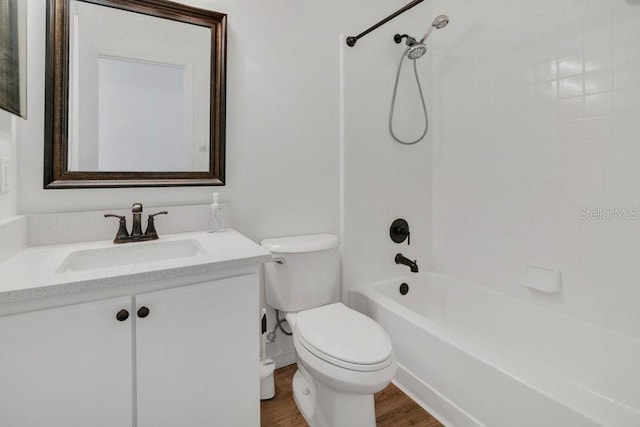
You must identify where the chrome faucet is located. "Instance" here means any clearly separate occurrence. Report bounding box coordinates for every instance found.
[104,203,168,244]
[395,253,418,273]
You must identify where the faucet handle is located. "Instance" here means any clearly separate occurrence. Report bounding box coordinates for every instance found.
[104,214,130,243]
[104,214,125,219]
[403,228,411,245]
[148,211,168,219]
[144,211,168,239]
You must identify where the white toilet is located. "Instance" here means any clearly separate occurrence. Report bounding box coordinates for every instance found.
[262,234,396,427]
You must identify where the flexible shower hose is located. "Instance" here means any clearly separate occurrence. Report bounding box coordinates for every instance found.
[389,48,429,145]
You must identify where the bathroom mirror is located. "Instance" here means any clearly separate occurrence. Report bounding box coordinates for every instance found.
[0,0,27,118]
[44,0,226,188]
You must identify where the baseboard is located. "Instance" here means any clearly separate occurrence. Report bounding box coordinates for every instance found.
[271,349,296,369]
[392,363,482,427]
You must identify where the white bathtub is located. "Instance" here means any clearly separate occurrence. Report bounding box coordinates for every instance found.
[350,273,640,426]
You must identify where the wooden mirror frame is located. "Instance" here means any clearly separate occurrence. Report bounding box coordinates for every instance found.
[44,0,226,189]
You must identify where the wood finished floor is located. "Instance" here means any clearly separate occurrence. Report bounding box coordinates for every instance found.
[260,364,443,427]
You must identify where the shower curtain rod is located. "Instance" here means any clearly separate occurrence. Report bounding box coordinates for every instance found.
[345,0,425,47]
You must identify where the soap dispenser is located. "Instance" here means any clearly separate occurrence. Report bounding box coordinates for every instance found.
[207,192,225,233]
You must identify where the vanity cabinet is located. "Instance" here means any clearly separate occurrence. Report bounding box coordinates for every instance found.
[0,296,133,426]
[0,273,259,427]
[136,274,259,427]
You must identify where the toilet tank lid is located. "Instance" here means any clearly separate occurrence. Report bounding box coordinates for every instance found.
[261,234,338,253]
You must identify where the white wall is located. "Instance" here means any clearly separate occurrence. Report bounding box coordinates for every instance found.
[432,0,640,340]
[97,58,188,171]
[0,111,17,219]
[341,4,434,298]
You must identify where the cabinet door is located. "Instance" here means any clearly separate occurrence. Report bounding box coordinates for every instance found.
[0,297,133,427]
[136,274,259,427]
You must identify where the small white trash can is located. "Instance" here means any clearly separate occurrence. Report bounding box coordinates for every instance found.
[260,359,275,400]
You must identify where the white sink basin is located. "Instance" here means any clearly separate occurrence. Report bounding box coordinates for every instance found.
[56,239,206,273]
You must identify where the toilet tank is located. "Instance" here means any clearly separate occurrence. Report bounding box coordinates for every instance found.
[262,234,339,312]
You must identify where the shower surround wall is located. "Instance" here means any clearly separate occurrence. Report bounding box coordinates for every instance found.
[341,3,434,298]
[432,0,640,340]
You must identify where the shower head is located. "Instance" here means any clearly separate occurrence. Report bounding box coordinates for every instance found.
[433,14,450,29]
[406,41,427,59]
[419,14,450,43]
[395,35,428,59]
[393,35,428,59]
[393,14,448,60]
[406,44,427,59]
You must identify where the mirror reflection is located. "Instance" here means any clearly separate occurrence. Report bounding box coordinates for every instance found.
[0,0,27,118]
[67,0,212,172]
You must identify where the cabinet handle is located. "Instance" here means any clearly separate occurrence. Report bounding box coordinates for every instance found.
[137,306,150,318]
[116,309,129,322]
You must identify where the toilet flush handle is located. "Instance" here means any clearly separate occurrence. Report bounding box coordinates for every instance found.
[271,257,286,265]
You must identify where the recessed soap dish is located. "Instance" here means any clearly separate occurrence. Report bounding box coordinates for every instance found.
[522,264,562,293]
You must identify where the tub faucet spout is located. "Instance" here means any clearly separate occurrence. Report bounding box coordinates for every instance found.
[395,253,418,273]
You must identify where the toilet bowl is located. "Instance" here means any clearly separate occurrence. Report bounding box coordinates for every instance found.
[286,304,396,427]
[262,234,396,427]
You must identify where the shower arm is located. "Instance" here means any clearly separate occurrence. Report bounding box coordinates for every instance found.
[346,0,425,47]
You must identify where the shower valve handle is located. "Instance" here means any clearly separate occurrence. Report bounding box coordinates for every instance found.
[397,227,410,245]
[390,218,411,245]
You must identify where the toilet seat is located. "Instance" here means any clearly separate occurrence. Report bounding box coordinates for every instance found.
[295,303,393,372]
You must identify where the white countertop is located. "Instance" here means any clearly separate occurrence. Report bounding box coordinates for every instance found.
[0,229,272,304]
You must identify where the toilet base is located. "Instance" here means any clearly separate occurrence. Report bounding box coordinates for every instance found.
[292,364,376,427]
[292,369,315,424]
